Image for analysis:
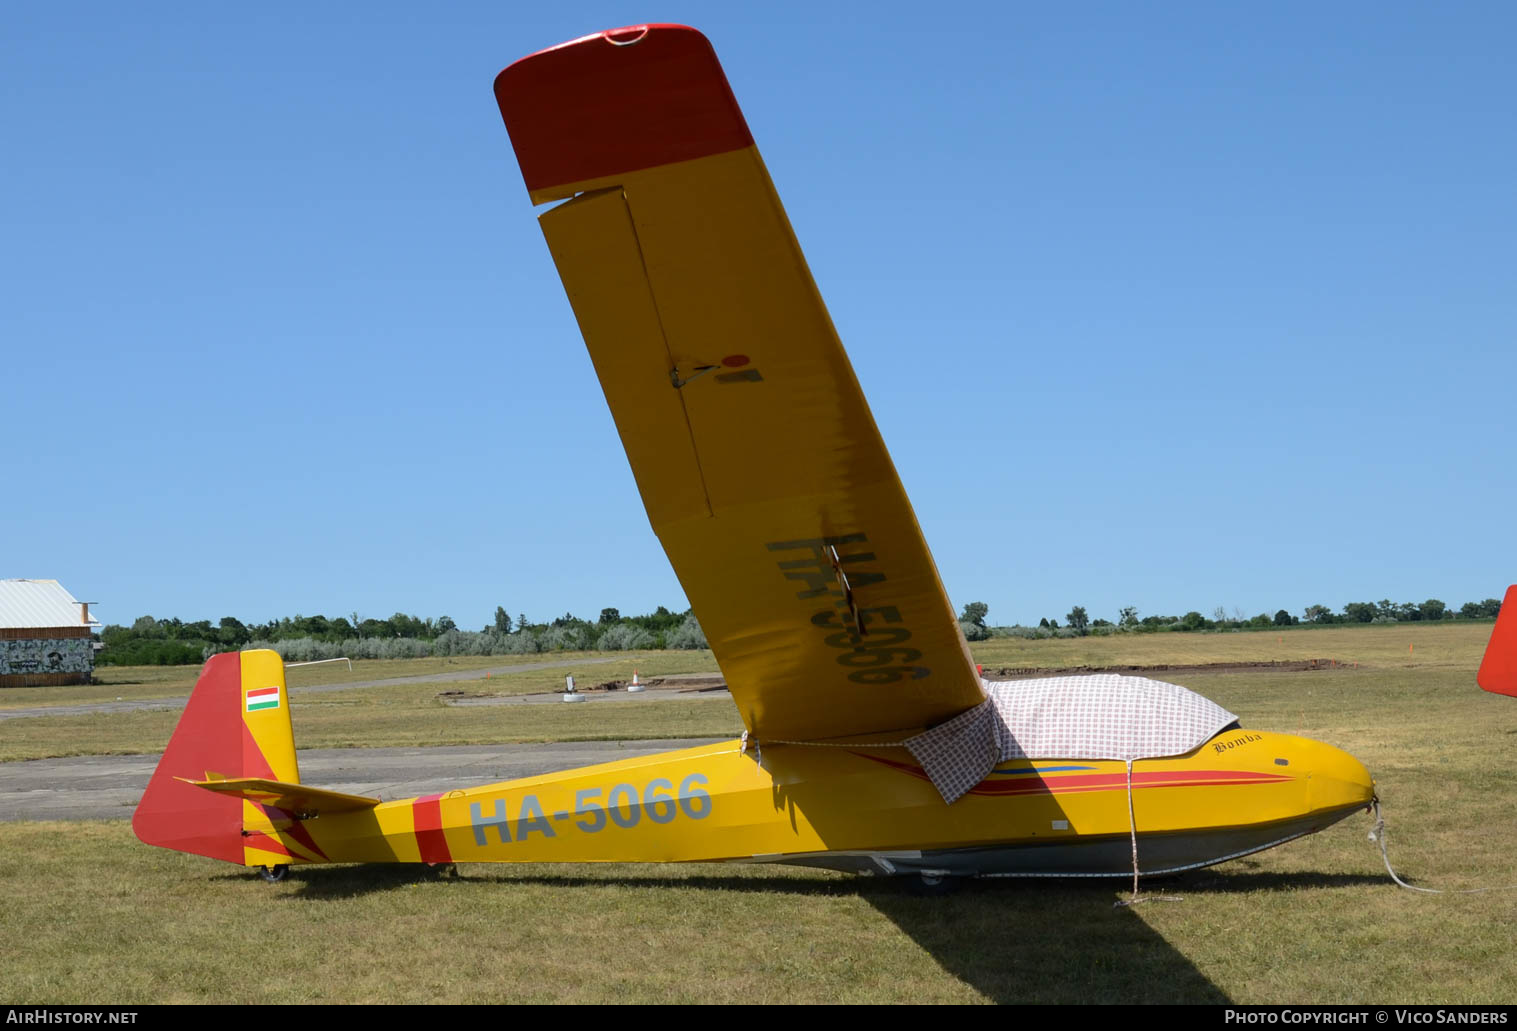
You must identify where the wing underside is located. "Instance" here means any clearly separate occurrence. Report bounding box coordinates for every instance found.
[495,25,985,742]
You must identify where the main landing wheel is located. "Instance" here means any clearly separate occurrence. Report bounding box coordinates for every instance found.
[258,864,289,883]
[908,871,961,897]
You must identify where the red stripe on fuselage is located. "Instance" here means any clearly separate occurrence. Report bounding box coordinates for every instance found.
[412,794,452,863]
[853,752,1293,796]
[965,769,1293,797]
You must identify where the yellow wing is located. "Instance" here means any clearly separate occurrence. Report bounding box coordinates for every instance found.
[495,25,984,741]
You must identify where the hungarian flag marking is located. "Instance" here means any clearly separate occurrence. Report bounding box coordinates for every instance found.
[246,686,281,713]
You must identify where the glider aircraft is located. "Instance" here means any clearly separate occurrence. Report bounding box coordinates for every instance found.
[134,25,1378,887]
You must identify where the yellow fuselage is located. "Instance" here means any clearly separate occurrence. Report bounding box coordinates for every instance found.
[241,729,1374,877]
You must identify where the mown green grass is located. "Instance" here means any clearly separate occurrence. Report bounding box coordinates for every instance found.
[0,694,744,763]
[2,623,1515,1003]
[5,620,1486,713]
[0,651,728,761]
[2,622,1493,762]
[0,649,720,709]
[972,620,1491,672]
[0,624,1499,763]
[0,822,1219,1005]
[3,683,1514,1009]
[2,620,1485,714]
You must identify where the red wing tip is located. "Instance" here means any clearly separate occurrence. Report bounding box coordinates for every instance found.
[494,24,753,198]
[496,23,707,81]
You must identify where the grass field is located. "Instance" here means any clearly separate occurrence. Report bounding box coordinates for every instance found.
[0,651,732,762]
[971,620,1490,671]
[1,622,1493,763]
[0,649,721,709]
[2,622,1515,1004]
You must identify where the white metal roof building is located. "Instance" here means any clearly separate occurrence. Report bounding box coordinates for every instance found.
[0,579,100,687]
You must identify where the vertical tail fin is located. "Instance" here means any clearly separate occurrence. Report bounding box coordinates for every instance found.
[1476,586,1517,698]
[132,649,298,862]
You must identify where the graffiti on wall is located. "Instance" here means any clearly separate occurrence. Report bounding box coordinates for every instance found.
[0,637,94,675]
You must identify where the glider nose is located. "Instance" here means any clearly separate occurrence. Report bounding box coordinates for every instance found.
[1304,739,1375,816]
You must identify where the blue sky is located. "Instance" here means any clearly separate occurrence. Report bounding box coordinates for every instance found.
[4,2,1513,631]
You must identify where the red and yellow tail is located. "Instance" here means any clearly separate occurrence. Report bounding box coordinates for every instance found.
[1477,586,1517,697]
[133,650,299,862]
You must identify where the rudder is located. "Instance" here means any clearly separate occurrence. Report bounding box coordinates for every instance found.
[132,649,298,863]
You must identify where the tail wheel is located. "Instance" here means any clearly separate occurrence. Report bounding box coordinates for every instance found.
[259,864,289,883]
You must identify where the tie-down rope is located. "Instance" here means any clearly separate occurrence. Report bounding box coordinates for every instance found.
[1114,759,1184,908]
[1370,798,1517,895]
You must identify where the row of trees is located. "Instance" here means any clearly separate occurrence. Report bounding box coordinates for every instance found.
[957,597,1504,640]
[94,591,1506,665]
[1301,598,1504,624]
[96,605,706,666]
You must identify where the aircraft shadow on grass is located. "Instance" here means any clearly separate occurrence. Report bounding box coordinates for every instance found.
[209,863,1385,1003]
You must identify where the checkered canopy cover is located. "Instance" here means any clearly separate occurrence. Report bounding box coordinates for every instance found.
[904,675,1239,803]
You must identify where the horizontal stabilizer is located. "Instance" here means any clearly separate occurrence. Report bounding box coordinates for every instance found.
[1477,585,1517,697]
[182,777,381,815]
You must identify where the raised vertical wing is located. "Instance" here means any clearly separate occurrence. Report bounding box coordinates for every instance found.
[495,25,984,741]
[1477,585,1517,697]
